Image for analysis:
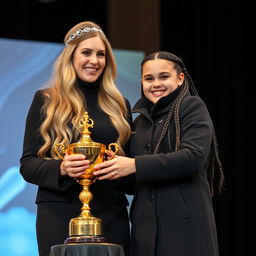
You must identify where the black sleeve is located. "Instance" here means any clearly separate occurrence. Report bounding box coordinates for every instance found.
[19,90,73,191]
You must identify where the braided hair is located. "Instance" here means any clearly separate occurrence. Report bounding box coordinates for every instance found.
[141,51,224,196]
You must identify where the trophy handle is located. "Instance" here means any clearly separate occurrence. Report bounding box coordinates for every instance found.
[54,143,66,160]
[106,143,119,160]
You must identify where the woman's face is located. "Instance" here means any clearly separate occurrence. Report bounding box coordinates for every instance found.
[141,59,184,104]
[73,35,106,83]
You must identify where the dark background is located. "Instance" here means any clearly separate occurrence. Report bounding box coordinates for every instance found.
[0,0,251,255]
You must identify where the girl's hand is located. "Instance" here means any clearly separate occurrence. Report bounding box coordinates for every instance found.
[60,154,90,178]
[93,155,136,180]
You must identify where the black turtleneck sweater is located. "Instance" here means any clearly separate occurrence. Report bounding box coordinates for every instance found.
[77,79,120,147]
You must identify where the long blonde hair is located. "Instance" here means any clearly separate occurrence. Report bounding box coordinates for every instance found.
[38,21,131,159]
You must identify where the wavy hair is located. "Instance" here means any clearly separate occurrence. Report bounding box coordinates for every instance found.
[38,21,131,159]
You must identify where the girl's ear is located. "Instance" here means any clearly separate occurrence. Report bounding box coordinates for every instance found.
[178,73,185,86]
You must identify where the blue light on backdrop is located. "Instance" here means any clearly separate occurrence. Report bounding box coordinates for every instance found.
[0,37,144,256]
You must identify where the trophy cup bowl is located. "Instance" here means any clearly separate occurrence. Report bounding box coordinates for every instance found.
[54,112,118,243]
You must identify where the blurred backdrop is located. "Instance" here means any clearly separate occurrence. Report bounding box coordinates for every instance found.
[0,0,250,255]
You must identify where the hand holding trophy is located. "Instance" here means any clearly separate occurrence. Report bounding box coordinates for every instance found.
[54,112,118,243]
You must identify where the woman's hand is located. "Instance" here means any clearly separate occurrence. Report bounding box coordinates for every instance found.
[93,154,136,180]
[60,154,90,178]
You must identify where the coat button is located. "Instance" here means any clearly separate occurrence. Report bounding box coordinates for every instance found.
[158,119,163,124]
[145,143,150,151]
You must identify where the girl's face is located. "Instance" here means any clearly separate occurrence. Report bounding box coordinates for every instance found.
[73,35,106,83]
[141,59,184,104]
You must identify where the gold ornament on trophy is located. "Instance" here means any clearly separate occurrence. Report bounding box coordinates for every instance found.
[54,112,118,243]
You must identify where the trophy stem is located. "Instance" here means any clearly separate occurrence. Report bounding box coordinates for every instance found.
[79,179,94,218]
[64,178,107,244]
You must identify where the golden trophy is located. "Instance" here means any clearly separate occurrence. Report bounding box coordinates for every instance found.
[54,112,118,244]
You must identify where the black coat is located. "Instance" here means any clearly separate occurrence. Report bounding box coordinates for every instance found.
[129,87,219,256]
[20,87,133,256]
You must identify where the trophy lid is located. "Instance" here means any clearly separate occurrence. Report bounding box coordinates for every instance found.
[77,112,102,146]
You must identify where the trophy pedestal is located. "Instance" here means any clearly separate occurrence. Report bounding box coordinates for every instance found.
[50,243,125,256]
[64,215,107,244]
[64,235,107,244]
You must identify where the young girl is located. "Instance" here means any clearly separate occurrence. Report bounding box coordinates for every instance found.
[20,21,132,256]
[93,51,224,256]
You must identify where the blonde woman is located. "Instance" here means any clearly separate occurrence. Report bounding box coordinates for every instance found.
[20,21,132,256]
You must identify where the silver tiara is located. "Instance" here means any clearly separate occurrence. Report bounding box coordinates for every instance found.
[65,27,104,46]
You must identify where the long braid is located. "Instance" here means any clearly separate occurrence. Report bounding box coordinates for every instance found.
[209,130,224,194]
[146,51,224,195]
[184,67,198,96]
[173,81,189,151]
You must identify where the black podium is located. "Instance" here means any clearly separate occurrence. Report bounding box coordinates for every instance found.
[49,243,125,256]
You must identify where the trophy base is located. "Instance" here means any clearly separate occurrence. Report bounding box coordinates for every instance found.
[66,215,106,244]
[64,235,107,244]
